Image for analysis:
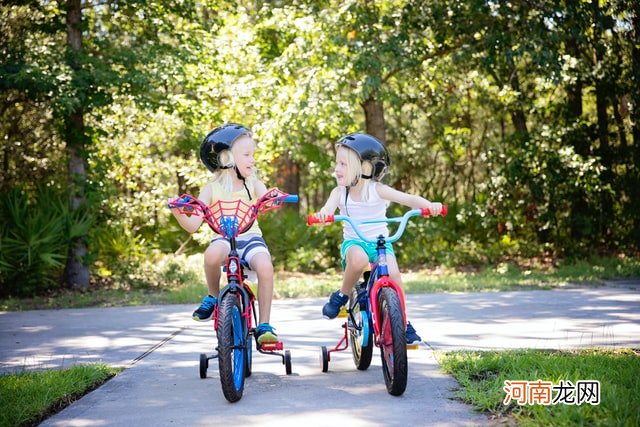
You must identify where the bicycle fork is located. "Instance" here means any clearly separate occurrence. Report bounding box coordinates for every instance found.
[369,276,407,341]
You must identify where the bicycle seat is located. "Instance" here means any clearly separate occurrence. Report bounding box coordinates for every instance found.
[222,260,257,282]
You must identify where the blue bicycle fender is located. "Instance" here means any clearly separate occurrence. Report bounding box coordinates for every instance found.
[361,310,370,348]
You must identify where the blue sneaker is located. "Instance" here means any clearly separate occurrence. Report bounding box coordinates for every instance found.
[322,290,349,319]
[255,323,278,344]
[192,295,217,321]
[406,321,422,345]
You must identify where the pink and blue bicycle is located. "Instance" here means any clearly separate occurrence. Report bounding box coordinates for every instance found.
[308,206,446,396]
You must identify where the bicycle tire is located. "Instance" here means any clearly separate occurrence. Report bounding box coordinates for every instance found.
[349,286,373,370]
[378,287,408,396]
[217,293,247,402]
[199,353,208,379]
[245,329,252,378]
[245,296,257,378]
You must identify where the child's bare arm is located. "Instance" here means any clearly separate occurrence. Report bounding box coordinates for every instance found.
[376,183,443,215]
[314,187,340,221]
[169,183,212,233]
[253,178,268,199]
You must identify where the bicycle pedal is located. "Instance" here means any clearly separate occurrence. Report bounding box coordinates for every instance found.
[406,344,420,350]
[337,306,348,318]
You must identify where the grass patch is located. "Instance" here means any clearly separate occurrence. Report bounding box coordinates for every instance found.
[0,364,121,427]
[403,256,640,293]
[438,348,640,426]
[1,255,638,311]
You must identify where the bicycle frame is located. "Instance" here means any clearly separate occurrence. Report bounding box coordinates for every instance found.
[213,251,256,340]
[309,205,447,395]
[168,188,297,402]
[366,243,407,341]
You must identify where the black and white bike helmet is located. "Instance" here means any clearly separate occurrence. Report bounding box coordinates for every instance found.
[336,132,390,181]
[199,123,252,173]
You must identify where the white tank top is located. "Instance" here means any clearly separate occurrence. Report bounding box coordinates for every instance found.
[338,182,389,241]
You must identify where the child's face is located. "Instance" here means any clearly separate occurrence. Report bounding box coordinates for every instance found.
[334,146,350,186]
[232,136,256,178]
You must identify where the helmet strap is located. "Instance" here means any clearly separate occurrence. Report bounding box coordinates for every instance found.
[234,166,252,200]
[344,186,351,216]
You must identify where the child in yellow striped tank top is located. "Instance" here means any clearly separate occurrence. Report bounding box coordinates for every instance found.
[169,123,278,344]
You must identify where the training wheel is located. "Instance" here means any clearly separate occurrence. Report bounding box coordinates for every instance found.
[199,353,208,379]
[285,350,292,375]
[320,346,329,373]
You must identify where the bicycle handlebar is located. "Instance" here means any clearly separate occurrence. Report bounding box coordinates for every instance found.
[168,188,298,237]
[306,204,447,244]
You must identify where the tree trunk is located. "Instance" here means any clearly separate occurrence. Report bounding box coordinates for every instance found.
[632,3,640,163]
[506,57,528,136]
[564,32,592,243]
[591,0,613,240]
[631,2,640,243]
[566,38,585,155]
[274,152,300,212]
[63,0,90,289]
[362,97,386,143]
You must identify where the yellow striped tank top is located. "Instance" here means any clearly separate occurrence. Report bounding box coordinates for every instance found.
[209,179,262,237]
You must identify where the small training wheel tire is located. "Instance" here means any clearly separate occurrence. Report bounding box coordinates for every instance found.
[285,350,292,375]
[199,353,208,379]
[320,346,329,373]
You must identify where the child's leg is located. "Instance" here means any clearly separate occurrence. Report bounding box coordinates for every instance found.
[249,252,274,324]
[342,245,369,294]
[193,241,229,321]
[386,254,403,288]
[323,244,369,319]
[203,240,229,296]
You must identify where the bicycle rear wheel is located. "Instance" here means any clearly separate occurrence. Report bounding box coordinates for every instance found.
[378,287,408,396]
[349,286,373,370]
[217,293,247,402]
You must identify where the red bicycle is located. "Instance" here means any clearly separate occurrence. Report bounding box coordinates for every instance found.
[168,188,297,402]
[308,206,446,396]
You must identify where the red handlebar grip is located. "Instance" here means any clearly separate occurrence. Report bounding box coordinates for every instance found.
[306,214,335,225]
[421,205,448,217]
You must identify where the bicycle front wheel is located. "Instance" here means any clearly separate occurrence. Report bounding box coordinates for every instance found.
[378,287,408,396]
[217,293,247,402]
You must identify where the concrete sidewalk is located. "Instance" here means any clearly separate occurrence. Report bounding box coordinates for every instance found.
[1,283,639,426]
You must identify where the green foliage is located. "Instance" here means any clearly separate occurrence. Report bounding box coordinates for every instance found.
[0,187,91,297]
[261,209,342,271]
[1,0,639,296]
[482,127,608,257]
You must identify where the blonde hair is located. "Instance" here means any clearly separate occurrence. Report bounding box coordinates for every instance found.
[337,145,373,201]
[212,135,257,194]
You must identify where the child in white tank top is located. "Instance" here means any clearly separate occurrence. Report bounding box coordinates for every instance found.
[312,133,443,345]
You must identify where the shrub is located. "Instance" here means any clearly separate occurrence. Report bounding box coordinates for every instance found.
[0,187,91,297]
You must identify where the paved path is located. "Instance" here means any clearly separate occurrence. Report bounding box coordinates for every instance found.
[1,283,639,426]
